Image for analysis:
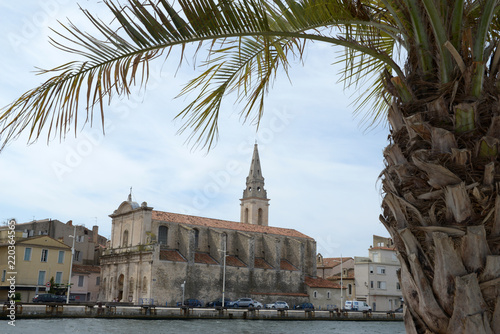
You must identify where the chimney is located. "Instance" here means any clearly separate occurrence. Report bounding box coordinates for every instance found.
[92,225,99,244]
[67,220,73,226]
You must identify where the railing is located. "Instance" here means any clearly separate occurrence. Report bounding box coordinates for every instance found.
[102,244,155,256]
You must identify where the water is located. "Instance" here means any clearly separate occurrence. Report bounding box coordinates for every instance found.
[2,318,405,334]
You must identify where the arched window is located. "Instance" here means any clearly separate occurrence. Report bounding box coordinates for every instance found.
[122,230,129,247]
[313,290,318,299]
[193,229,199,249]
[257,208,263,225]
[348,284,352,295]
[327,291,331,299]
[244,208,249,224]
[158,226,168,245]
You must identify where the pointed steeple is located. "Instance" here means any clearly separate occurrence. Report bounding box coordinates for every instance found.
[240,144,270,226]
[242,144,267,200]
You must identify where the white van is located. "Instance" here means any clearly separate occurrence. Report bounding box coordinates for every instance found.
[344,300,371,311]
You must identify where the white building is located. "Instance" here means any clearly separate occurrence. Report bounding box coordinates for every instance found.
[353,235,403,311]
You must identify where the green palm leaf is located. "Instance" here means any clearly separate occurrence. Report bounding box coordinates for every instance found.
[0,0,403,150]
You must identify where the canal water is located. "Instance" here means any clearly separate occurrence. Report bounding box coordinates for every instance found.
[2,318,405,333]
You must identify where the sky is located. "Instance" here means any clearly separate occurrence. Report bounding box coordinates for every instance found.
[0,1,390,258]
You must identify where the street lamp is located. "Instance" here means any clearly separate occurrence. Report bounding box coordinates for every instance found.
[66,226,76,304]
[221,235,227,308]
[340,254,343,310]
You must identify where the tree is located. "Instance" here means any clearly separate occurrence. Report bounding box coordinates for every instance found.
[1,0,500,332]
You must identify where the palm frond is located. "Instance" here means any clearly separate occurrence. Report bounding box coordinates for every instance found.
[0,0,408,150]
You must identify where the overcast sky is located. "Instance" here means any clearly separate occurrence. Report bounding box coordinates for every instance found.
[0,1,390,258]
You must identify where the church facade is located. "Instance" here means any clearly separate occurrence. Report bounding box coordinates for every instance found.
[99,145,317,306]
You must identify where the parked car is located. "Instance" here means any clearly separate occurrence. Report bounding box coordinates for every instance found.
[252,301,263,309]
[294,302,314,310]
[205,298,232,308]
[266,301,289,309]
[32,294,66,303]
[183,299,202,307]
[344,300,371,311]
[233,298,259,308]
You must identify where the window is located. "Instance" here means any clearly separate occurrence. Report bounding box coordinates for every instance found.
[369,266,374,274]
[377,266,386,274]
[96,276,100,286]
[58,251,65,264]
[327,291,331,299]
[377,281,387,289]
[348,284,352,295]
[24,248,32,261]
[41,249,48,262]
[78,275,84,287]
[38,271,46,285]
[55,272,63,284]
[158,226,168,245]
[257,208,263,225]
[1,270,5,282]
[74,251,81,262]
[313,291,318,299]
[396,282,401,290]
[193,229,199,249]
[372,252,380,262]
[370,281,374,289]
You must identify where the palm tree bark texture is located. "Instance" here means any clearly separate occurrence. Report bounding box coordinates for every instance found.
[1,0,500,332]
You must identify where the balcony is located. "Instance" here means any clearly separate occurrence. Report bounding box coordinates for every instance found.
[102,244,155,256]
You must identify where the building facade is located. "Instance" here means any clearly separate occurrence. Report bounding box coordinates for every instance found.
[354,235,403,311]
[304,276,343,310]
[317,255,356,306]
[11,219,107,265]
[70,265,101,302]
[100,144,317,306]
[2,219,107,302]
[0,233,72,302]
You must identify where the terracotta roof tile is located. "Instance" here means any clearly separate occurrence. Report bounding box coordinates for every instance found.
[152,210,312,240]
[280,259,298,271]
[254,257,273,269]
[305,276,343,289]
[159,250,187,262]
[225,255,246,267]
[319,257,353,268]
[195,252,218,265]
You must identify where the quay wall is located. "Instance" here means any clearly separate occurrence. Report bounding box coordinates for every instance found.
[3,304,403,321]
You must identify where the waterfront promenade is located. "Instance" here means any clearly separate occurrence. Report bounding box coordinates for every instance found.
[3,303,403,321]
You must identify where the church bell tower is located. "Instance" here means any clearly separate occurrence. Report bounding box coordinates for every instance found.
[240,144,270,226]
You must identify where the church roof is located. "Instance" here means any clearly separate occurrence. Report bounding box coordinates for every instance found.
[152,210,313,240]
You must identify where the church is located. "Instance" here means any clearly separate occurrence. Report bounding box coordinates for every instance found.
[99,144,317,306]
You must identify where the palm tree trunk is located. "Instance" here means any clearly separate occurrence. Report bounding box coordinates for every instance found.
[380,97,500,333]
